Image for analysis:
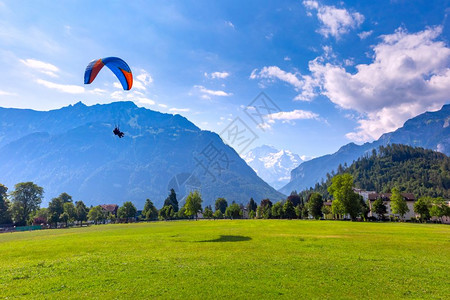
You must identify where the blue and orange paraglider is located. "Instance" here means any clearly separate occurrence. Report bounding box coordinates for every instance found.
[84,57,133,90]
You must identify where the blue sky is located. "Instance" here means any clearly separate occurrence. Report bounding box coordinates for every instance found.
[0,0,449,158]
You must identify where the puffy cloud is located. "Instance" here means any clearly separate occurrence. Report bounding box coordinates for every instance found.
[358,30,373,40]
[303,1,364,39]
[20,58,59,77]
[250,66,318,101]
[205,71,230,79]
[133,69,153,90]
[36,79,84,94]
[309,26,450,141]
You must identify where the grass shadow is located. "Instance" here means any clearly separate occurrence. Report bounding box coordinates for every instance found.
[198,235,252,243]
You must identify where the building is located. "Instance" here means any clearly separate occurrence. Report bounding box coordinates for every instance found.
[100,204,118,217]
[367,193,416,220]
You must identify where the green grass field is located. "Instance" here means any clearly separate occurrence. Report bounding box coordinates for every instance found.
[1,220,449,299]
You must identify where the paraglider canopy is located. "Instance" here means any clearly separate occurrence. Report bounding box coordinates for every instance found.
[84,57,133,90]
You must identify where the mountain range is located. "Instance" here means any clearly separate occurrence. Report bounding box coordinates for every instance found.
[243,145,303,190]
[280,104,450,195]
[0,101,285,208]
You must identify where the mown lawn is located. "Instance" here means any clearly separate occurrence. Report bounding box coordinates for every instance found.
[0,220,449,299]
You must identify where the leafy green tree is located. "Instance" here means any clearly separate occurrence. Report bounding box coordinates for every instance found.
[0,184,12,224]
[48,197,64,227]
[249,210,256,219]
[215,198,228,214]
[271,202,283,219]
[56,192,73,203]
[60,212,69,227]
[308,193,323,220]
[328,174,361,220]
[88,206,105,224]
[142,199,158,221]
[213,209,223,219]
[164,189,179,212]
[283,199,296,219]
[321,205,332,219]
[185,190,203,220]
[203,206,213,219]
[390,188,409,220]
[301,205,309,219]
[10,182,43,226]
[414,197,432,222]
[118,201,137,223]
[159,205,175,220]
[331,199,345,219]
[247,198,257,212]
[75,201,88,226]
[295,204,302,219]
[429,197,450,222]
[225,203,242,219]
[373,197,387,221]
[63,202,76,226]
[177,206,186,219]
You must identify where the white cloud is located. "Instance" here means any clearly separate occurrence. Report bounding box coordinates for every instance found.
[308,26,450,141]
[205,71,230,79]
[250,66,318,101]
[225,21,235,29]
[133,69,153,91]
[20,58,59,77]
[0,90,17,96]
[158,103,168,108]
[194,85,232,97]
[36,79,84,94]
[358,30,373,40]
[284,56,291,61]
[303,1,364,39]
[113,82,122,89]
[169,108,190,113]
[269,109,320,121]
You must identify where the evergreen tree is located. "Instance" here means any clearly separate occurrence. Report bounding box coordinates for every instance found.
[142,199,158,221]
[164,189,179,212]
[247,198,257,212]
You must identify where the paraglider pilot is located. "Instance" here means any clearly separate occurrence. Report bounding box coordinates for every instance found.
[113,127,124,138]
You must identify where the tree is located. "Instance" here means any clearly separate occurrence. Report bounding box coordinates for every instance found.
[88,206,105,224]
[288,191,301,207]
[225,203,242,219]
[185,190,203,220]
[56,192,73,203]
[215,198,228,214]
[0,184,12,225]
[75,201,88,226]
[283,199,296,219]
[390,188,409,220]
[32,208,48,225]
[63,202,76,226]
[271,202,283,219]
[142,199,158,221]
[48,197,64,227]
[118,201,137,223]
[60,212,69,227]
[328,174,361,220]
[249,210,256,219]
[159,205,175,220]
[414,197,432,222]
[177,206,186,219]
[213,209,223,219]
[10,182,43,226]
[331,199,345,219]
[429,197,450,222]
[308,193,323,220]
[247,198,257,213]
[373,197,387,221]
[164,189,179,212]
[260,199,273,219]
[203,206,213,219]
[321,205,332,219]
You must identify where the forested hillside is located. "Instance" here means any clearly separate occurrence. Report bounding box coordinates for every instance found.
[300,144,450,200]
